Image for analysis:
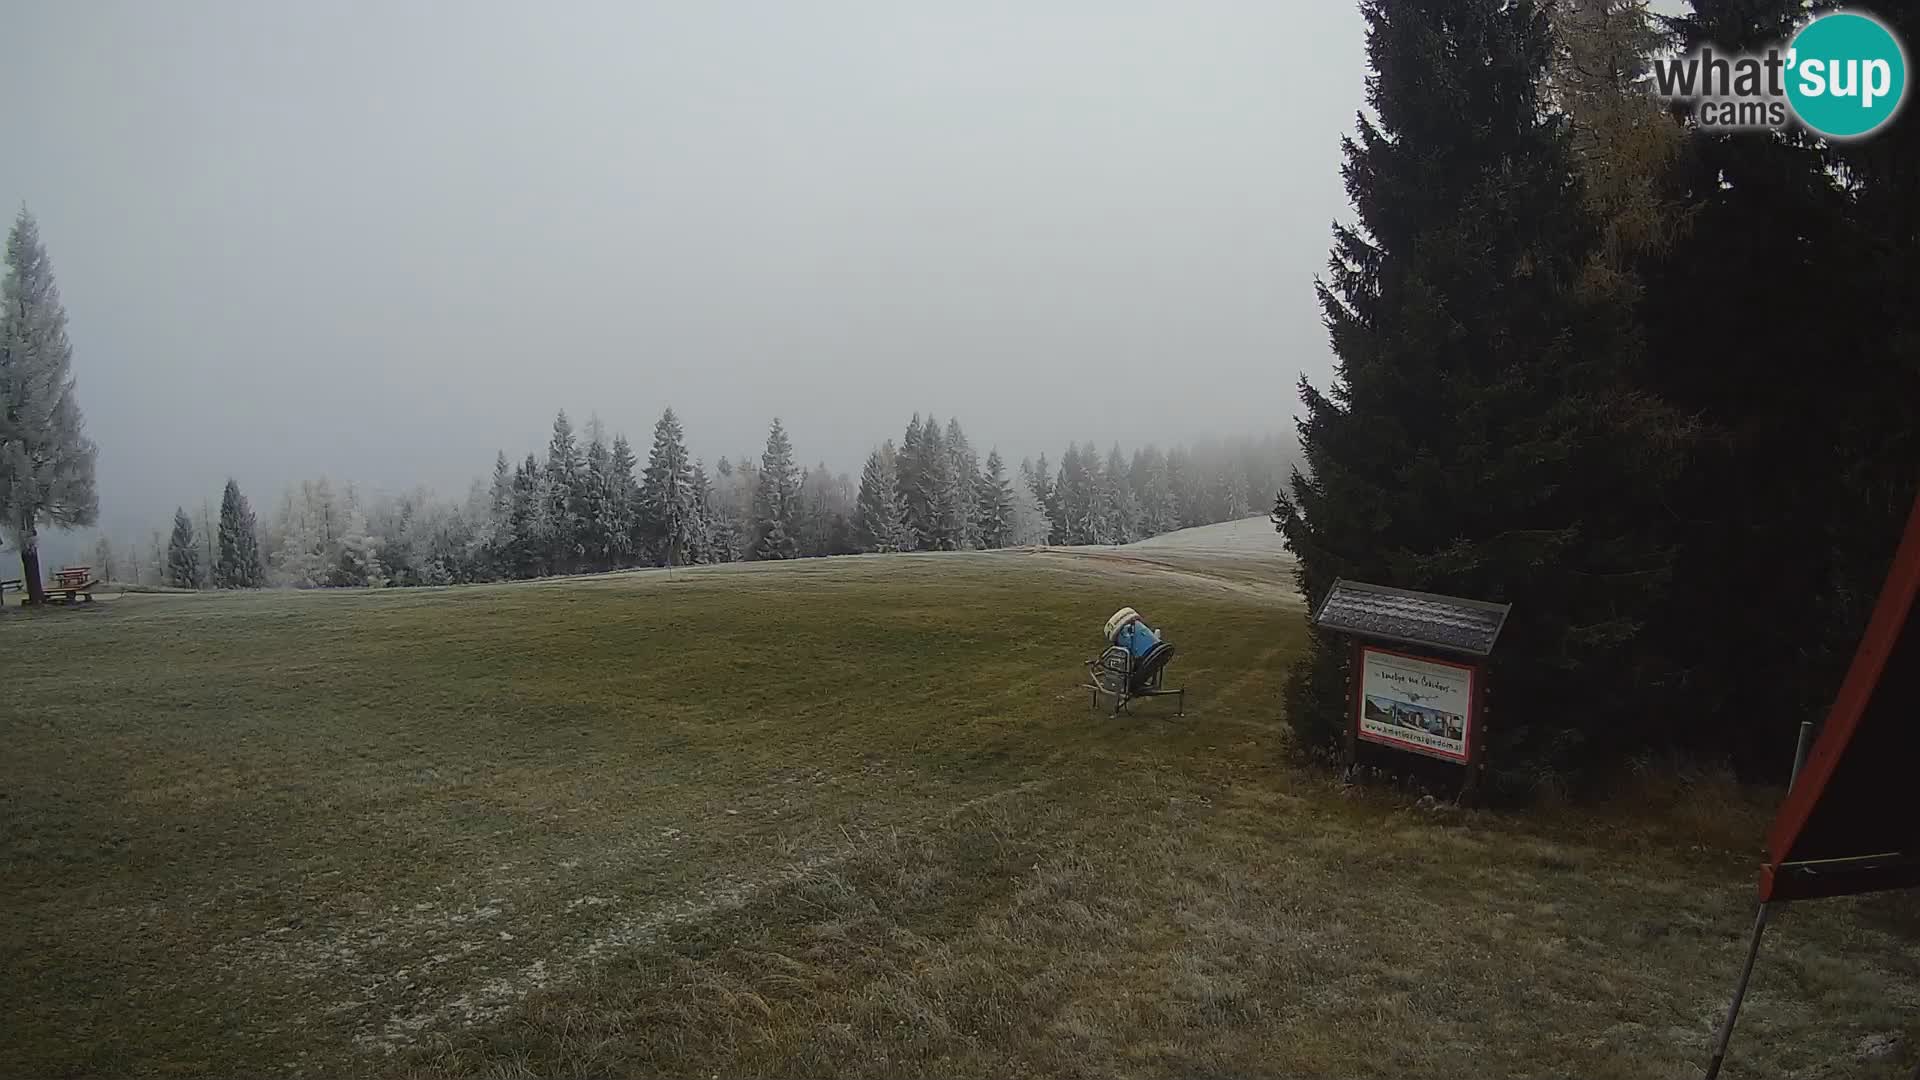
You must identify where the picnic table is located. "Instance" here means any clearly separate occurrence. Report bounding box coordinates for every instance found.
[45,566,98,604]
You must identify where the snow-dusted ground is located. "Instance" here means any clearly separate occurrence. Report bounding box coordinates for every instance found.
[1123,515,1288,558]
[1016,516,1301,607]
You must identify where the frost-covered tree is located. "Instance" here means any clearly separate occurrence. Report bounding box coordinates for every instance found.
[265,477,343,588]
[791,463,854,557]
[1133,446,1179,536]
[638,407,699,567]
[944,418,981,549]
[332,483,382,587]
[977,449,1017,549]
[897,413,933,546]
[165,507,200,588]
[491,447,522,576]
[510,454,544,578]
[856,443,911,552]
[607,433,639,567]
[1007,478,1053,546]
[1103,444,1139,544]
[543,410,582,573]
[579,433,614,571]
[687,459,718,564]
[1023,452,1061,544]
[214,478,262,587]
[751,418,800,560]
[0,209,98,605]
[710,455,753,563]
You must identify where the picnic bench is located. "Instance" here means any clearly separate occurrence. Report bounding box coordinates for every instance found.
[44,566,98,605]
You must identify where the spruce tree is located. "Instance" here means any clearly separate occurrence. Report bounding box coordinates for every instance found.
[944,418,981,549]
[214,478,258,588]
[1628,0,1915,774]
[0,209,99,605]
[978,450,1017,549]
[608,433,639,567]
[486,451,514,577]
[580,434,613,571]
[856,444,911,553]
[1135,446,1179,536]
[543,410,581,573]
[1274,0,1687,780]
[750,418,800,560]
[688,459,717,564]
[165,507,200,588]
[638,407,699,567]
[509,454,542,578]
[1103,444,1139,543]
[1025,453,1061,544]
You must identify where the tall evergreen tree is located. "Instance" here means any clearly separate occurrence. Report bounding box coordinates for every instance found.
[751,418,800,560]
[1103,444,1140,543]
[1626,0,1918,774]
[944,418,981,549]
[856,444,911,552]
[608,433,640,567]
[638,407,699,567]
[543,410,582,573]
[1274,0,1688,781]
[580,433,614,571]
[1134,446,1179,536]
[687,459,717,564]
[1024,453,1061,544]
[486,451,514,576]
[165,507,200,588]
[509,454,542,578]
[0,209,99,605]
[977,449,1017,549]
[214,478,261,587]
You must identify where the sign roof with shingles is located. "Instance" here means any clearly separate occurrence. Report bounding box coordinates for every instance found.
[1310,578,1511,657]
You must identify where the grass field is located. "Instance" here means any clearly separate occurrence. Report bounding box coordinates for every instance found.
[4,549,1918,1078]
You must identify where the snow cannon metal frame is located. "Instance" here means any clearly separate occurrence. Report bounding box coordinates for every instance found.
[1084,607,1184,717]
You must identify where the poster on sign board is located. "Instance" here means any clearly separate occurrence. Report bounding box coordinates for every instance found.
[1357,646,1474,763]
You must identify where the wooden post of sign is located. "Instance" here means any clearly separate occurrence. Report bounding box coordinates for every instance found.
[1459,669,1488,807]
[1342,637,1362,779]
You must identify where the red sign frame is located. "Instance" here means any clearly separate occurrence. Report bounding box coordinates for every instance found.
[1352,643,1480,764]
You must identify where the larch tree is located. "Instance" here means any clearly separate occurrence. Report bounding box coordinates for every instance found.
[750,418,800,560]
[0,209,98,605]
[638,407,699,567]
[856,444,911,553]
[165,507,200,588]
[1273,0,1688,780]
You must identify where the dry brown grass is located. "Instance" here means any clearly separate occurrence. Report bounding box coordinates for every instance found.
[4,552,1917,1079]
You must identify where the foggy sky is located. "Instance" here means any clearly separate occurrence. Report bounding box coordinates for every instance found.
[1,2,1365,540]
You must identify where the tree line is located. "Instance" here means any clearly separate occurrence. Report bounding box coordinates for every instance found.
[1276,0,1918,788]
[125,410,1293,590]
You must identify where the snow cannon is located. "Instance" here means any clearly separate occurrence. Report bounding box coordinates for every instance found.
[1083,606,1184,716]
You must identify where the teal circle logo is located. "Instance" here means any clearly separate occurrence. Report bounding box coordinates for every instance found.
[1785,11,1908,139]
